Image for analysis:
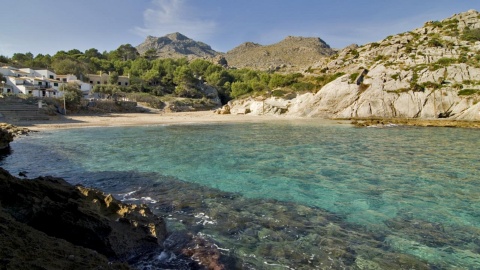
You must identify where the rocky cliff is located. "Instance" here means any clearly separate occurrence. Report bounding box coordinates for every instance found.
[224,10,480,121]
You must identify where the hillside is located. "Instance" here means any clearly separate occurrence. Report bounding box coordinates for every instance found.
[224,10,480,121]
[225,36,336,70]
[136,32,220,59]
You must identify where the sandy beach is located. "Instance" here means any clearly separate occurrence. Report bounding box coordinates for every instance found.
[14,111,320,131]
[6,110,480,131]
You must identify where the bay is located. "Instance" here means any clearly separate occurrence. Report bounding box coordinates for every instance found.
[1,120,479,269]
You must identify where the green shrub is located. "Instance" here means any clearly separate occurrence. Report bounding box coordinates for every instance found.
[411,83,425,92]
[436,57,457,66]
[458,89,480,96]
[291,82,316,91]
[349,50,360,59]
[427,21,443,28]
[271,89,287,97]
[427,38,443,47]
[374,55,387,62]
[349,73,360,84]
[461,28,480,42]
[421,81,441,90]
[230,81,253,98]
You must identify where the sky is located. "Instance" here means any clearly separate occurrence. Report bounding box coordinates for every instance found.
[0,0,478,57]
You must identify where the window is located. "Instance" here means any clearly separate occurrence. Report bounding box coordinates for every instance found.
[49,75,54,79]
[118,82,121,85]
[38,82,42,85]
[90,81,93,84]
[125,82,128,86]
[54,83,58,86]
[97,81,100,84]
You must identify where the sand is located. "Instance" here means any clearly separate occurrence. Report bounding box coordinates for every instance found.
[14,111,314,131]
[9,111,480,131]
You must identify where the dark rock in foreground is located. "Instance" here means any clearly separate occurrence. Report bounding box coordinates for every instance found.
[0,167,166,269]
[0,167,234,269]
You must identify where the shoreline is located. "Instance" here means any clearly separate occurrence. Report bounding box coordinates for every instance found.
[8,111,348,131]
[3,111,480,131]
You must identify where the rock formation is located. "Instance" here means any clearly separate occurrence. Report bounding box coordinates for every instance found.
[136,33,220,59]
[0,166,234,269]
[0,167,166,267]
[222,10,480,121]
[0,123,29,150]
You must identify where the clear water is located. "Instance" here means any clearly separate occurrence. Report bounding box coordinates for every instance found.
[1,120,479,269]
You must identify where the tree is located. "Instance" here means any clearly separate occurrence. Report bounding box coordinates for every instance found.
[67,49,83,58]
[109,44,139,61]
[52,58,87,77]
[12,52,34,66]
[205,70,232,87]
[141,69,161,85]
[62,82,84,110]
[108,71,119,85]
[230,81,252,98]
[33,54,52,69]
[84,48,104,59]
[0,55,11,64]
[173,65,196,86]
[143,48,158,61]
[189,58,212,78]
[130,58,151,77]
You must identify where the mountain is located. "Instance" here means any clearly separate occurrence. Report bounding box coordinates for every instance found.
[135,33,336,70]
[223,10,480,121]
[136,32,220,59]
[225,36,336,70]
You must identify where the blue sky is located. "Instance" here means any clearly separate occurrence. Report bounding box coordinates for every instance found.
[0,0,478,57]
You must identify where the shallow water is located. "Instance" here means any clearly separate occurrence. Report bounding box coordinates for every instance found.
[2,120,479,269]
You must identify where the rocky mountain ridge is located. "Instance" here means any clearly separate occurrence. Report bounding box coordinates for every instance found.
[136,32,220,59]
[135,33,336,70]
[223,9,480,121]
[224,36,336,70]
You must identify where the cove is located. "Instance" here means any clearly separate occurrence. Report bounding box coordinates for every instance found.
[2,120,479,269]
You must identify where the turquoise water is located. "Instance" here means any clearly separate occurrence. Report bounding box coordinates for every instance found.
[2,120,480,269]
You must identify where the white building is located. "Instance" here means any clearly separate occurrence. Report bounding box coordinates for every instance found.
[56,74,93,98]
[0,66,63,97]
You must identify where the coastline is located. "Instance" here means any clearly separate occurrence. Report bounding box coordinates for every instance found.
[10,111,347,131]
[3,110,480,131]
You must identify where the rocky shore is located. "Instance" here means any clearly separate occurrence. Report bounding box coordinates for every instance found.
[0,123,30,150]
[350,118,480,128]
[0,124,235,269]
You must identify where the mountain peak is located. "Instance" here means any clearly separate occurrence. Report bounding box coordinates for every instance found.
[165,32,189,41]
[136,33,219,59]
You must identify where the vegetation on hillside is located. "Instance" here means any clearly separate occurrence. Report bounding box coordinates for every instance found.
[0,45,339,106]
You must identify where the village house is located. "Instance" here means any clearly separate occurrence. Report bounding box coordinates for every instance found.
[56,74,93,99]
[87,72,130,87]
[0,67,63,98]
[1,67,128,99]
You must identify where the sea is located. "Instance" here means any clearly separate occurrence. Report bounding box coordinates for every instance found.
[1,119,479,269]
